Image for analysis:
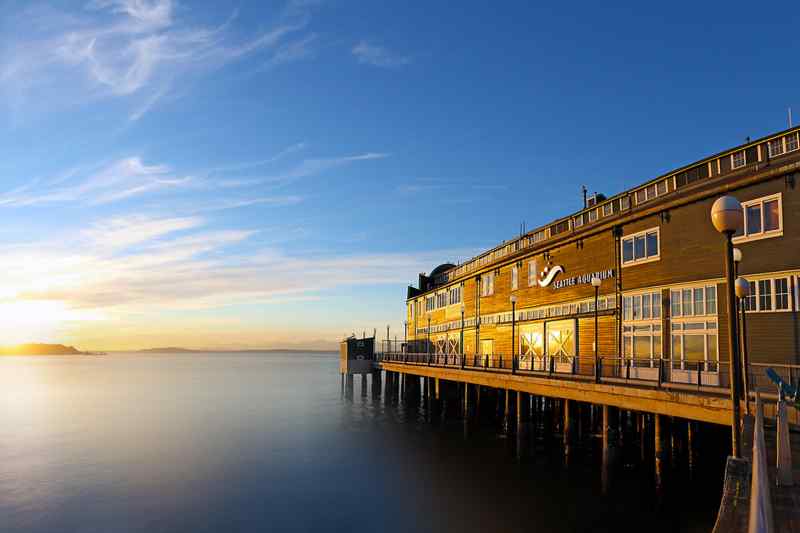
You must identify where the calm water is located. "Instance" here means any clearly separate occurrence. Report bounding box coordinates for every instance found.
[0,353,726,532]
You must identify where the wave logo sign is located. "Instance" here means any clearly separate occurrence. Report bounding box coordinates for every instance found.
[534,260,564,288]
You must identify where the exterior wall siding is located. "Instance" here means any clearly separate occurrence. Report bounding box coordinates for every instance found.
[405,139,800,367]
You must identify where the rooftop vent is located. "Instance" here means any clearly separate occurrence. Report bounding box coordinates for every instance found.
[586,193,606,208]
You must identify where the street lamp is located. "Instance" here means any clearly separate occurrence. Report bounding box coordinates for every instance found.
[510,295,518,373]
[733,247,742,276]
[711,195,744,458]
[460,304,466,367]
[403,320,408,354]
[735,276,751,416]
[591,276,602,383]
[426,312,431,365]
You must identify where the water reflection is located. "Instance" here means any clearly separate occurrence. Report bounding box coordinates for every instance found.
[0,355,726,533]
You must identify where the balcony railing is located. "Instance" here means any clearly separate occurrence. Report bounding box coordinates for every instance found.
[379,352,768,393]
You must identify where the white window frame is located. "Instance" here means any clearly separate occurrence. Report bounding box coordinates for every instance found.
[742,276,792,313]
[528,261,537,287]
[448,286,461,306]
[670,320,719,370]
[669,284,717,318]
[731,150,746,169]
[634,179,669,205]
[768,138,785,158]
[733,192,783,244]
[622,290,663,366]
[602,203,613,217]
[574,213,584,228]
[511,266,518,291]
[480,272,495,297]
[621,227,661,267]
[587,208,598,223]
[786,132,799,153]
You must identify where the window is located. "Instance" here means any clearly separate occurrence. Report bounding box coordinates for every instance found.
[733,193,783,243]
[426,296,435,312]
[409,302,415,320]
[528,261,537,287]
[602,203,613,217]
[635,180,669,204]
[511,266,518,290]
[622,292,661,321]
[588,209,598,223]
[574,214,584,228]
[621,227,660,266]
[775,278,789,310]
[449,286,461,306]
[743,277,791,312]
[758,280,772,311]
[671,321,718,368]
[622,291,662,362]
[768,138,785,158]
[731,150,746,169]
[480,273,495,297]
[620,196,630,210]
[786,133,799,152]
[670,285,717,318]
[437,292,447,308]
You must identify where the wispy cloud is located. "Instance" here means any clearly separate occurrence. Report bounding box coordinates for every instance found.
[265,152,390,185]
[352,40,411,68]
[1,0,317,121]
[0,157,190,207]
[208,142,308,175]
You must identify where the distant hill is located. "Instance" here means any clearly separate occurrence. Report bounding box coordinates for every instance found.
[137,347,337,354]
[0,343,88,355]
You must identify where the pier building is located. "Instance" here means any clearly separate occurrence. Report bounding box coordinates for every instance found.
[404,126,800,376]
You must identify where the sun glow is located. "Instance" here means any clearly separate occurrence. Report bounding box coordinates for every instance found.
[0,300,104,346]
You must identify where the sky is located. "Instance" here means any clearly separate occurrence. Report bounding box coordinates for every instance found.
[0,0,798,350]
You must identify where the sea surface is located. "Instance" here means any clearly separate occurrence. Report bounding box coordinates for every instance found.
[0,352,726,533]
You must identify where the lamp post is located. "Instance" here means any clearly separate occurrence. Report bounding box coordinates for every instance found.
[403,320,407,354]
[510,295,518,373]
[460,304,465,367]
[711,195,744,458]
[591,276,602,383]
[426,313,431,365]
[733,247,742,277]
[735,277,751,416]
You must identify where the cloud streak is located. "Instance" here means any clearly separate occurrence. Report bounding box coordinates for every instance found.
[352,41,411,68]
[0,157,191,207]
[1,0,317,120]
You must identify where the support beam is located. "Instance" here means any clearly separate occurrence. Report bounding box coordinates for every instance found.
[655,413,664,488]
[379,362,733,425]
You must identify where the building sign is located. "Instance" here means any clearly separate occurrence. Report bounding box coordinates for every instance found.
[534,259,614,290]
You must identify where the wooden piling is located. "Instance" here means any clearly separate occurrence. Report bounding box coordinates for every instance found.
[655,413,664,487]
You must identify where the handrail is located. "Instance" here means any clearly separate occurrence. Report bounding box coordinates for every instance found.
[376,352,750,395]
[748,393,774,533]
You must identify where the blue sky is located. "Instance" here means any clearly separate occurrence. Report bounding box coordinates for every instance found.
[0,0,797,349]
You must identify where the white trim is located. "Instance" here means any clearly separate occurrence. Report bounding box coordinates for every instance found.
[768,138,784,158]
[669,283,718,319]
[621,226,661,267]
[731,149,747,169]
[732,192,783,244]
[741,276,792,313]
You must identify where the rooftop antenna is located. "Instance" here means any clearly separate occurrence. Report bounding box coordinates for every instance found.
[789,107,794,128]
[582,185,588,209]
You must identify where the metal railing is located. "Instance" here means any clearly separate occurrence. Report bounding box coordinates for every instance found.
[377,352,740,392]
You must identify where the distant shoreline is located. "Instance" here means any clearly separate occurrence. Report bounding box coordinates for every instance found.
[133,348,337,354]
[0,344,104,356]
